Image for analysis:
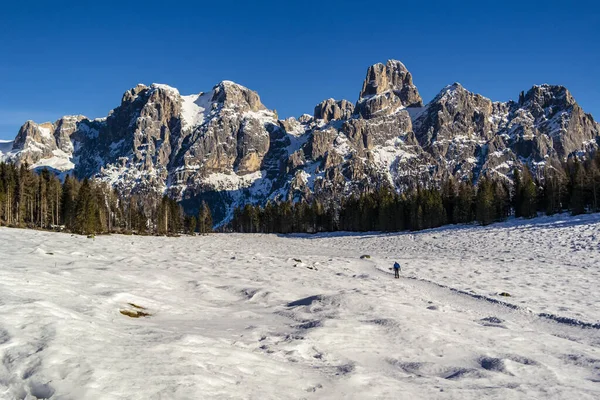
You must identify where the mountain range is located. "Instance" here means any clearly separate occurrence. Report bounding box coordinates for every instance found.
[1,60,599,223]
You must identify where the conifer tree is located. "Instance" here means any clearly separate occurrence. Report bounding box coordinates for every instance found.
[73,178,99,235]
[61,175,77,228]
[520,167,538,218]
[198,201,213,234]
[262,201,275,233]
[586,155,600,212]
[513,168,523,217]
[203,202,213,233]
[442,178,458,224]
[476,178,495,225]
[455,181,475,223]
[377,187,396,231]
[187,215,197,235]
[569,159,587,215]
[492,180,510,221]
[542,167,564,215]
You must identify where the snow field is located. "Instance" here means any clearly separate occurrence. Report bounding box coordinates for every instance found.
[0,214,599,399]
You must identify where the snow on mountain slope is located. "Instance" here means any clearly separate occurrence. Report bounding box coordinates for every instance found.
[371,138,417,184]
[30,149,75,171]
[0,139,13,157]
[180,91,213,129]
[1,214,599,399]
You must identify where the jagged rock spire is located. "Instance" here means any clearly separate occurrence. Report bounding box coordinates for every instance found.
[313,99,354,122]
[355,60,423,118]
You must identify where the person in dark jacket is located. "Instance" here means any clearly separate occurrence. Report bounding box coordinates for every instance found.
[393,262,401,278]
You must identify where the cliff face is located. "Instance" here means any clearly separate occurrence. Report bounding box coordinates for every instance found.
[3,60,599,223]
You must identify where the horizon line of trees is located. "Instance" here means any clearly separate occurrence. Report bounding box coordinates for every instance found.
[2,151,599,236]
[0,162,213,236]
[230,153,600,234]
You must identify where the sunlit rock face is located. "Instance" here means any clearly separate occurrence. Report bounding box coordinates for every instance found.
[4,60,599,223]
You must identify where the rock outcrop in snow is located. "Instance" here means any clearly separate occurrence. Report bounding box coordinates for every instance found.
[2,59,599,223]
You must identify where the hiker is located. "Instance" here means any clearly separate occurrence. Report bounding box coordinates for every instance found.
[393,262,401,279]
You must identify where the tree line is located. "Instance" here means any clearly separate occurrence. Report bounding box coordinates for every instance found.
[2,151,599,236]
[0,162,213,235]
[230,152,600,233]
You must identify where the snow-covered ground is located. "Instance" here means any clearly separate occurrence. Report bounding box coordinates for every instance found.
[1,215,599,399]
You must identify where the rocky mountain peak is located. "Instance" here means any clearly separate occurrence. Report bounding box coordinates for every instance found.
[298,114,314,124]
[211,80,266,112]
[432,83,500,110]
[414,83,505,151]
[437,82,464,94]
[13,121,53,151]
[504,84,599,159]
[122,84,150,104]
[313,99,354,122]
[356,60,423,119]
[150,83,179,93]
[519,84,575,109]
[358,60,422,104]
[430,83,464,104]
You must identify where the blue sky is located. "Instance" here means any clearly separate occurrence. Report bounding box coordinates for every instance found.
[1,0,598,140]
